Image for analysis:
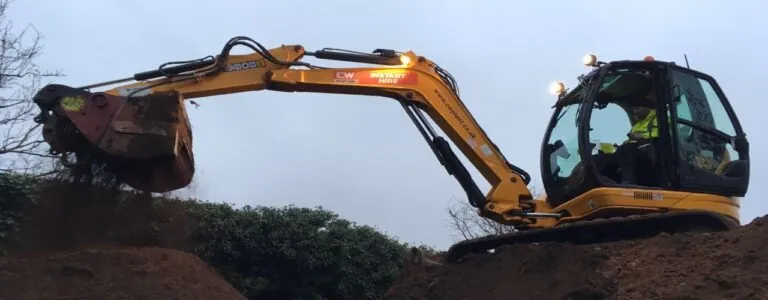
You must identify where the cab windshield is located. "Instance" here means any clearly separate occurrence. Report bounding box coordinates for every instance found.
[544,68,654,200]
[544,98,584,200]
[589,70,654,147]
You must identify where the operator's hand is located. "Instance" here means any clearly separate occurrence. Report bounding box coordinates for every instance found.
[629,132,644,141]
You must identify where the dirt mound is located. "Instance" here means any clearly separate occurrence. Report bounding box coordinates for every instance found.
[0,245,246,300]
[384,216,768,300]
[0,182,246,300]
[384,250,446,300]
[15,182,196,252]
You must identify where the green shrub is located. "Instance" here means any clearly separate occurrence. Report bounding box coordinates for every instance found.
[0,172,38,255]
[184,201,408,300]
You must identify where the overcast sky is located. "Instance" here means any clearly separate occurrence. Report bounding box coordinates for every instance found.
[12,0,767,249]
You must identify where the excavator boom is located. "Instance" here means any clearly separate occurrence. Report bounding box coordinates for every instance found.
[33,36,539,224]
[32,36,743,262]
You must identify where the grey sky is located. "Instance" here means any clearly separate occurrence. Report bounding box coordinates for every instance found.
[12,0,767,249]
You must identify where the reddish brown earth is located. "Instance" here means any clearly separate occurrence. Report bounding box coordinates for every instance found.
[12,183,195,252]
[0,245,246,300]
[383,215,768,300]
[0,183,246,300]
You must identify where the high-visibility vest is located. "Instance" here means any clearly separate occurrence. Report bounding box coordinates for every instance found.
[628,109,659,141]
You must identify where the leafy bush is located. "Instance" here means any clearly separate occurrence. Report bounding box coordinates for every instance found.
[0,172,38,255]
[184,201,408,299]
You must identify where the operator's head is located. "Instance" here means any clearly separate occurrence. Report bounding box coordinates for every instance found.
[631,97,654,120]
[632,105,653,120]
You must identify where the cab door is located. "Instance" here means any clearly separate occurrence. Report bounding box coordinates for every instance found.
[665,66,750,197]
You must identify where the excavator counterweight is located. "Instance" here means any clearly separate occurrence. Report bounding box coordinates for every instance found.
[32,37,750,262]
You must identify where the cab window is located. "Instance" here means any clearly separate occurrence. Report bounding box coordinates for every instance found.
[670,70,740,174]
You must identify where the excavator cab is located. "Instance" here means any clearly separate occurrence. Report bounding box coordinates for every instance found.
[542,54,750,208]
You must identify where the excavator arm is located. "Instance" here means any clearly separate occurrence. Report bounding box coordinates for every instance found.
[32,36,551,229]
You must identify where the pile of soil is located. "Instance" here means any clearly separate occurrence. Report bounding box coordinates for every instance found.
[384,215,768,300]
[0,245,245,300]
[0,183,246,300]
[13,183,195,252]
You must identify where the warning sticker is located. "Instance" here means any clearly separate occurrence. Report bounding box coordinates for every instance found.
[60,96,86,112]
[332,71,418,85]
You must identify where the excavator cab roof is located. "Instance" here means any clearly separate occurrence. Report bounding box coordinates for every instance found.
[552,55,686,107]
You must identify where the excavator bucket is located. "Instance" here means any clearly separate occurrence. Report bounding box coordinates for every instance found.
[32,84,195,192]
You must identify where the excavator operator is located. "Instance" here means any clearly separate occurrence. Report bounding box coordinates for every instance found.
[626,104,659,142]
[592,97,661,186]
[615,101,660,185]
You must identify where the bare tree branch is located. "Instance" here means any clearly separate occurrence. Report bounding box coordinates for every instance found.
[0,0,64,174]
[446,185,543,241]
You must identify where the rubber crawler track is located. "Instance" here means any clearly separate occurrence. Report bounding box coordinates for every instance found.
[445,210,738,263]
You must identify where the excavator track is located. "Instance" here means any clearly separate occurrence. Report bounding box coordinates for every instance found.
[445,210,739,263]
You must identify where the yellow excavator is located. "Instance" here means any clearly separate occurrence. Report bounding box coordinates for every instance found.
[31,36,750,262]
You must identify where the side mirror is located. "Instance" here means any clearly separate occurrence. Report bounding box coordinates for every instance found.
[551,139,571,159]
